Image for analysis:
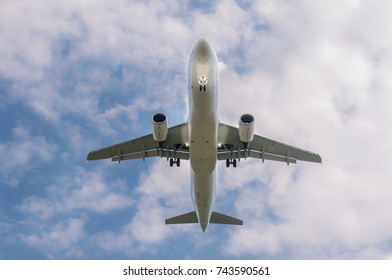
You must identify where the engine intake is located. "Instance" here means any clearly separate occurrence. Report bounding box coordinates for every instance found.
[239,114,255,143]
[152,113,168,142]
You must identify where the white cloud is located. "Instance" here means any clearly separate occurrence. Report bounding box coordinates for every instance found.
[0,126,57,187]
[0,0,81,82]
[1,0,193,133]
[20,218,85,258]
[18,167,134,219]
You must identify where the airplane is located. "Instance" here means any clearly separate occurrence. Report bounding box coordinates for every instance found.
[87,39,322,232]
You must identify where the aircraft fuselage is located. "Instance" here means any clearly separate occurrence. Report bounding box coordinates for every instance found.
[188,39,219,232]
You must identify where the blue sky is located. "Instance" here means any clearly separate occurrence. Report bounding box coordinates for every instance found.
[1,0,392,259]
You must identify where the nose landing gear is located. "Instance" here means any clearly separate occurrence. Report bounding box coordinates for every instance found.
[170,158,180,167]
[226,159,237,168]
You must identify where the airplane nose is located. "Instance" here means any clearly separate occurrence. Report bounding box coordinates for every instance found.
[197,38,208,48]
[195,39,212,59]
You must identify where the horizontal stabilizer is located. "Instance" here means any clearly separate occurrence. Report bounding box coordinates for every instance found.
[210,211,243,225]
[165,211,198,224]
[165,211,243,226]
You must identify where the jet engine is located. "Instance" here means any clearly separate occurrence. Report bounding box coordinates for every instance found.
[152,113,168,142]
[239,114,255,144]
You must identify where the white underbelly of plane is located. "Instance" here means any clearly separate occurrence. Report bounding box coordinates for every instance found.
[189,114,217,173]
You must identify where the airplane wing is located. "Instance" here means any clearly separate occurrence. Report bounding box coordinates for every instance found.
[87,123,189,162]
[217,123,321,164]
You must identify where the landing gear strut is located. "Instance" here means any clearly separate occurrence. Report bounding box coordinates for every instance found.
[170,158,180,167]
[226,159,237,168]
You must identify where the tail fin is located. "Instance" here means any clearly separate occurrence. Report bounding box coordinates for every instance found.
[165,211,243,225]
[210,211,243,225]
[165,211,198,224]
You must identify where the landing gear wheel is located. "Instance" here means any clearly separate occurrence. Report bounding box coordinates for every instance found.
[226,159,237,168]
[170,158,180,167]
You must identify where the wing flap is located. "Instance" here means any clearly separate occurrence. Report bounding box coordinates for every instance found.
[218,150,297,164]
[111,149,190,162]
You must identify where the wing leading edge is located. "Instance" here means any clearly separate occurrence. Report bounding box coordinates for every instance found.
[87,123,189,162]
[218,123,321,164]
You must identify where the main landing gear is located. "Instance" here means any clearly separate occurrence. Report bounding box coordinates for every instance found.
[226,158,237,168]
[169,158,180,167]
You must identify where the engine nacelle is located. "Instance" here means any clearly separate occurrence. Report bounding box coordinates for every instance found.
[152,113,168,142]
[239,114,255,143]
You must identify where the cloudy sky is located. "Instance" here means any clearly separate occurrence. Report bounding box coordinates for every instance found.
[1,0,392,259]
